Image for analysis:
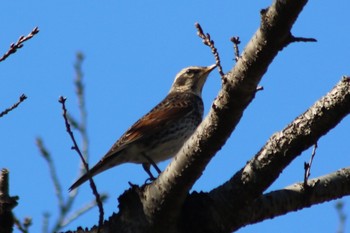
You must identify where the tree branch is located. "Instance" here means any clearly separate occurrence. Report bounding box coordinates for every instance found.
[59,97,104,232]
[0,169,19,233]
[180,76,350,233]
[0,94,27,118]
[0,27,39,62]
[64,1,350,232]
[141,0,310,231]
[239,167,350,228]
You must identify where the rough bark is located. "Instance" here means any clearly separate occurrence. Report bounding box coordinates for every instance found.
[0,169,18,233]
[61,0,350,232]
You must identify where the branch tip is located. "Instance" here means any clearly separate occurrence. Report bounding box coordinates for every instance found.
[230,36,241,61]
[0,93,28,118]
[59,97,104,231]
[290,36,317,43]
[0,26,40,62]
[195,22,225,80]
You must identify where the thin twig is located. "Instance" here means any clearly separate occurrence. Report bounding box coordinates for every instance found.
[64,52,92,225]
[66,114,79,129]
[335,200,346,233]
[60,193,108,228]
[36,137,70,232]
[58,96,104,232]
[195,22,225,80]
[74,52,89,169]
[42,212,50,233]
[13,217,32,233]
[36,138,65,211]
[303,142,318,188]
[0,94,27,118]
[290,36,317,43]
[0,27,39,62]
[230,36,241,62]
[39,53,102,232]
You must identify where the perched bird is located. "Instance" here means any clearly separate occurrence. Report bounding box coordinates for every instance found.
[69,64,216,191]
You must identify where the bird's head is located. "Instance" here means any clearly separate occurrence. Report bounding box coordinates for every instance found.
[169,64,216,96]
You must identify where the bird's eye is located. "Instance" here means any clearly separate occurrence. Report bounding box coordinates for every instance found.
[186,69,192,74]
[185,69,199,76]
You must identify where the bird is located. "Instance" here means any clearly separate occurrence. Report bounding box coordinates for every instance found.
[69,64,216,191]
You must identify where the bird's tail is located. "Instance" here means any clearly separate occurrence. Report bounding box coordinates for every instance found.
[68,152,124,191]
[69,170,94,192]
[68,165,101,191]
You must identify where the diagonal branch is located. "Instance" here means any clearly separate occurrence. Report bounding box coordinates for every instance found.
[0,94,27,118]
[209,77,350,232]
[0,27,39,62]
[180,76,350,233]
[141,0,310,229]
[238,167,350,229]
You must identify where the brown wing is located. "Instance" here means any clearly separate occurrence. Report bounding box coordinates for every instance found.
[103,93,198,157]
[68,94,201,191]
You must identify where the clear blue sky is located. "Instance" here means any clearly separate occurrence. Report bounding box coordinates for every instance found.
[1,1,349,232]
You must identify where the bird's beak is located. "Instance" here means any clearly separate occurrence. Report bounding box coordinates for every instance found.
[204,64,217,74]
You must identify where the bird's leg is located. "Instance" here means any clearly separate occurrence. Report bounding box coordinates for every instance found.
[142,153,162,175]
[142,163,156,182]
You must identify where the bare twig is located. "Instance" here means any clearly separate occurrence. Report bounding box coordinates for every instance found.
[61,193,108,228]
[0,94,27,118]
[42,212,50,233]
[290,36,317,43]
[59,96,104,232]
[195,22,225,79]
[37,135,81,232]
[64,51,95,225]
[36,138,65,210]
[37,53,104,232]
[230,36,241,62]
[36,137,71,232]
[0,27,39,62]
[13,217,32,233]
[74,52,89,168]
[66,114,79,129]
[303,143,318,188]
[335,200,346,233]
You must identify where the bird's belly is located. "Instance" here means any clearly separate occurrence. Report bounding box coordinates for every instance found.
[124,124,197,164]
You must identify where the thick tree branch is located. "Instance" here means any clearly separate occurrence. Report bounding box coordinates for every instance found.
[181,76,350,233]
[141,0,309,231]
[210,76,350,227]
[238,167,350,228]
[64,1,350,232]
